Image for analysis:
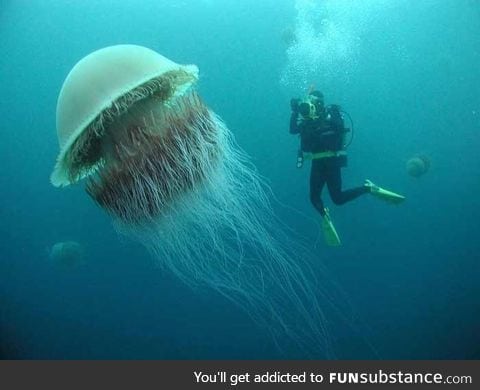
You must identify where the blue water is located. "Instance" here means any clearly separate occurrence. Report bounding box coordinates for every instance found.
[1,0,479,359]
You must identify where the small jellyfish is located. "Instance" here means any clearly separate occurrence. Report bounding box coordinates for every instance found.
[49,241,84,268]
[406,155,431,177]
[281,26,298,47]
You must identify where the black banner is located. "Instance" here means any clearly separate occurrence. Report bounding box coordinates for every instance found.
[0,360,478,389]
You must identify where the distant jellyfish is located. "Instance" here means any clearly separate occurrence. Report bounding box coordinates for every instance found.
[406,155,431,177]
[50,45,331,356]
[49,241,84,268]
[281,26,298,47]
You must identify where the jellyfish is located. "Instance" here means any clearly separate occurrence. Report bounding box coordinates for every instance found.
[281,26,298,47]
[49,241,84,268]
[406,155,430,177]
[50,45,330,356]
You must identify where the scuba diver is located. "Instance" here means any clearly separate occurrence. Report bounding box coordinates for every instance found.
[290,90,405,246]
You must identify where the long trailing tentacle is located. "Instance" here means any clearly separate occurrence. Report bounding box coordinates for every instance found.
[84,86,333,357]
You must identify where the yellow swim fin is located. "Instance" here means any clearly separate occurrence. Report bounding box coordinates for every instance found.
[365,179,405,204]
[321,208,341,247]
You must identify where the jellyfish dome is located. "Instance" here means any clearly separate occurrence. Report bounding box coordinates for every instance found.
[49,241,84,268]
[51,45,205,221]
[406,155,430,177]
[50,45,331,356]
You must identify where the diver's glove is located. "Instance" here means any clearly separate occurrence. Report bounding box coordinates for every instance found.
[290,98,300,113]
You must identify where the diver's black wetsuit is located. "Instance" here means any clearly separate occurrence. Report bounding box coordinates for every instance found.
[290,106,368,217]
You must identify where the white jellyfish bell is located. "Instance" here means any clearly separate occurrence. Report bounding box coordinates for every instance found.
[50,45,331,356]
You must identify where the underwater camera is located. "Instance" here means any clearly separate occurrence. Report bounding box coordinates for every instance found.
[298,100,316,118]
[291,98,317,119]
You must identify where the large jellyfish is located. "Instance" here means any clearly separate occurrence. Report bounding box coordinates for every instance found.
[50,45,330,356]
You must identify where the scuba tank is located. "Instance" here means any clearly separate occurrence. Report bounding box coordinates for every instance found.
[326,104,354,149]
